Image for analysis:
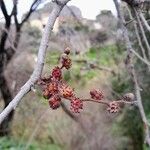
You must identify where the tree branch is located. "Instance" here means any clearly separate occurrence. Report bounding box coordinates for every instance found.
[113,0,150,146]
[0,0,11,52]
[12,0,19,28]
[61,102,79,122]
[130,48,150,66]
[134,8,150,59]
[126,6,150,67]
[139,10,150,33]
[0,0,9,20]
[20,0,42,27]
[126,6,147,60]
[122,0,150,7]
[60,102,90,133]
[0,0,71,124]
[74,59,115,74]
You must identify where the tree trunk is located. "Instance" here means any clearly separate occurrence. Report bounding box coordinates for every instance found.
[0,0,39,136]
[0,19,14,136]
[0,25,21,136]
[0,74,14,136]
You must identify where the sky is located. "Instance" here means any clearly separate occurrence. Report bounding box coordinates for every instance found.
[0,0,116,21]
[69,0,117,19]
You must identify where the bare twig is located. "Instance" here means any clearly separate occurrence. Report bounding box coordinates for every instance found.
[61,102,79,122]
[122,0,150,7]
[82,98,137,105]
[113,0,150,146]
[134,8,150,59]
[60,102,89,132]
[130,48,150,66]
[74,59,114,74]
[89,63,115,74]
[139,10,150,33]
[20,0,43,27]
[126,6,147,60]
[0,0,9,20]
[125,17,136,26]
[0,0,71,124]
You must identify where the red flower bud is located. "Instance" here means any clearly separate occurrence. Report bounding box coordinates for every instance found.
[43,89,51,99]
[107,101,120,113]
[122,93,135,101]
[59,83,74,98]
[90,89,104,100]
[70,97,83,113]
[64,47,70,55]
[61,54,72,69]
[52,66,62,80]
[48,82,58,94]
[49,96,61,109]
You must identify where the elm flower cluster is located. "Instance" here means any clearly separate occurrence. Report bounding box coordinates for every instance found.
[38,48,83,113]
[38,47,135,113]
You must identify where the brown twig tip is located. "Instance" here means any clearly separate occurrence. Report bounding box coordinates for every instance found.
[64,47,71,55]
[61,53,72,69]
[122,93,135,101]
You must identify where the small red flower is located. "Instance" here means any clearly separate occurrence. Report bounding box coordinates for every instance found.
[107,101,120,113]
[42,89,51,99]
[52,66,62,80]
[39,51,130,114]
[70,97,83,113]
[61,54,72,69]
[59,83,74,98]
[49,96,61,109]
[90,89,104,100]
[48,82,58,94]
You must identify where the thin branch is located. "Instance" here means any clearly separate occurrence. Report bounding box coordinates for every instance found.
[125,17,136,26]
[82,99,137,106]
[61,102,92,134]
[20,0,42,27]
[0,0,9,20]
[122,0,150,7]
[130,48,150,66]
[0,0,71,124]
[12,0,19,28]
[139,10,150,33]
[0,0,11,52]
[61,102,79,122]
[113,0,150,146]
[89,63,114,73]
[74,59,115,74]
[126,6,147,60]
[134,8,150,59]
